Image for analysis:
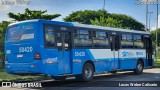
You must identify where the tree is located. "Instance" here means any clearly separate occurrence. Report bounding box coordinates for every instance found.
[151,29,160,47]
[0,21,11,67]
[8,8,61,21]
[64,10,107,24]
[91,16,123,29]
[151,29,160,57]
[64,9,145,31]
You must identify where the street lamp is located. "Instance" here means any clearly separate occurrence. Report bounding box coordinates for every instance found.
[148,12,153,31]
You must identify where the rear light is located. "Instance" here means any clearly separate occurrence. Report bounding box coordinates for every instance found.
[34,53,41,60]
[5,56,7,61]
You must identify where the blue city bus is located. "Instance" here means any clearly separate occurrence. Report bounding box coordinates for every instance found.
[5,19,154,81]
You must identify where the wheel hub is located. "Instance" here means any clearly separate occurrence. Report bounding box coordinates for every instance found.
[138,63,142,71]
[85,68,92,78]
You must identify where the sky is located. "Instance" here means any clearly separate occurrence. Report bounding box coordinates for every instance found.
[0,0,159,30]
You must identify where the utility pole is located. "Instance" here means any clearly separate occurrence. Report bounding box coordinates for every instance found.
[156,0,159,62]
[137,0,149,31]
[148,12,153,31]
[103,0,106,10]
[146,0,149,31]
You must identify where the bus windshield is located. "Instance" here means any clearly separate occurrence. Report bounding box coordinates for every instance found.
[6,22,36,42]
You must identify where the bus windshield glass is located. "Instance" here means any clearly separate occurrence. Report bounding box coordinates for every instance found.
[6,22,36,42]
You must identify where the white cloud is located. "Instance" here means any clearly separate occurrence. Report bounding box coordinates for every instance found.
[151,15,160,31]
[0,5,10,12]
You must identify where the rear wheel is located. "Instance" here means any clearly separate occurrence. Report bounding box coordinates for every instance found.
[134,60,144,75]
[76,63,94,81]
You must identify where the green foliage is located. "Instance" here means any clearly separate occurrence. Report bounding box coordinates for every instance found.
[8,8,61,21]
[151,29,160,46]
[91,16,123,29]
[0,21,11,67]
[64,9,145,31]
[64,10,107,24]
[151,29,160,58]
[154,59,160,67]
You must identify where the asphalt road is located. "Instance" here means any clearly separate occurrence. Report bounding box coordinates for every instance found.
[1,68,160,90]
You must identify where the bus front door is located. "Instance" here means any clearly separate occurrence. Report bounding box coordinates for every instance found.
[111,35,119,69]
[144,37,153,66]
[57,32,71,74]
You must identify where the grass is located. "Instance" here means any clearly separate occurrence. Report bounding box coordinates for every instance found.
[154,58,160,67]
[0,71,45,82]
[0,63,51,82]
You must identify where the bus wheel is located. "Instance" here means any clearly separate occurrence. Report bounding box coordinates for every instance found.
[76,63,94,81]
[134,60,144,75]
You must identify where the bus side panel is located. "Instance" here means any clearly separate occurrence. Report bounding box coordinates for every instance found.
[72,49,114,74]
[72,49,94,74]
[89,49,114,72]
[38,21,59,76]
[43,64,58,76]
[143,59,147,67]
[41,49,59,76]
[119,49,146,70]
[119,58,137,69]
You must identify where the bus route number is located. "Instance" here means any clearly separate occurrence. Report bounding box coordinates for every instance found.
[75,52,85,57]
[19,47,33,53]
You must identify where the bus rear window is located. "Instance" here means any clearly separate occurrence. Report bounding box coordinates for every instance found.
[6,23,36,42]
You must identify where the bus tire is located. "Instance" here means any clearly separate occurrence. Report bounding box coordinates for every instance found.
[76,63,94,81]
[134,60,144,75]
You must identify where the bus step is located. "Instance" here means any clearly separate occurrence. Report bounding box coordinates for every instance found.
[111,69,121,71]
[58,74,73,76]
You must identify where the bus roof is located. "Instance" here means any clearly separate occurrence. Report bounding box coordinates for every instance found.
[8,19,39,27]
[8,19,150,35]
[72,23,150,34]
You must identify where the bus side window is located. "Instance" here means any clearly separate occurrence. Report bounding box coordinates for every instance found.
[44,24,55,48]
[121,34,133,48]
[134,35,144,49]
[74,29,92,47]
[93,31,109,48]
